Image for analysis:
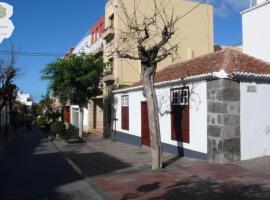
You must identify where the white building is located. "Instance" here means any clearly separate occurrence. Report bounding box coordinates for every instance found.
[242,0,270,62]
[16,91,33,107]
[113,49,270,163]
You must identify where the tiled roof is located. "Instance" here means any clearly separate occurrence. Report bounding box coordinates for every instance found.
[132,49,270,87]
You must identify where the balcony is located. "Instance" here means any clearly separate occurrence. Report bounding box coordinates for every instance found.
[103,27,115,42]
[89,37,104,55]
[103,66,115,83]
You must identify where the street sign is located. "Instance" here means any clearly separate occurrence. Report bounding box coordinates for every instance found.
[0,2,14,44]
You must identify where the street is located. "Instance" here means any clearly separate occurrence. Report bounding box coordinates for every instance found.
[1,128,270,200]
[0,128,107,200]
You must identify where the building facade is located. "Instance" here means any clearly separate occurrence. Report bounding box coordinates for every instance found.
[113,49,270,163]
[16,91,33,107]
[0,105,10,130]
[66,17,105,133]
[102,0,214,137]
[242,0,270,62]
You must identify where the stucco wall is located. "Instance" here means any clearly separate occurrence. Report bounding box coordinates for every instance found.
[70,105,88,130]
[242,2,270,62]
[105,0,213,85]
[113,81,207,154]
[241,82,270,160]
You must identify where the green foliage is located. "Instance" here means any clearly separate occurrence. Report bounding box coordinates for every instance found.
[42,54,104,107]
[36,116,48,129]
[50,121,65,136]
[46,110,61,122]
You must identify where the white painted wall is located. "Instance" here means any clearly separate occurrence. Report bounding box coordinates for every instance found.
[241,82,270,160]
[113,81,208,154]
[70,105,88,130]
[73,34,91,54]
[242,1,270,62]
[16,91,33,106]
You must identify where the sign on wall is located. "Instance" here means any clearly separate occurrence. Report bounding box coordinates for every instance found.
[0,2,14,44]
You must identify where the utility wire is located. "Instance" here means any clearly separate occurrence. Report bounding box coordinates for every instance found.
[0,50,63,57]
[0,0,208,58]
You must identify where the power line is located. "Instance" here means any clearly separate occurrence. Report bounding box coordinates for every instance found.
[0,50,63,57]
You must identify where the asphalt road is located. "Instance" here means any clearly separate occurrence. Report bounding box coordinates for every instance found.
[0,127,106,200]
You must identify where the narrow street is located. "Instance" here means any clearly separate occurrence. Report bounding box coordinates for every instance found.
[1,128,270,200]
[0,128,107,200]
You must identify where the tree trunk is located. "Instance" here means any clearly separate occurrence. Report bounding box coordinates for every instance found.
[79,106,84,138]
[141,64,163,170]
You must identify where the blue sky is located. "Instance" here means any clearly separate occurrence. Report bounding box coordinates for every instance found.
[0,0,249,101]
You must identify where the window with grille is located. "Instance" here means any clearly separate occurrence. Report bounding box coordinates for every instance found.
[121,95,129,130]
[170,87,190,143]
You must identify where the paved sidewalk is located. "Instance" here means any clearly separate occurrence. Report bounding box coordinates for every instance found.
[54,134,270,200]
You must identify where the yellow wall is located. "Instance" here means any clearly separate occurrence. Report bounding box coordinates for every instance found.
[104,0,214,85]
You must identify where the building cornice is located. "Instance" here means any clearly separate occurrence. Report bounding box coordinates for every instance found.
[113,71,270,94]
[241,1,270,15]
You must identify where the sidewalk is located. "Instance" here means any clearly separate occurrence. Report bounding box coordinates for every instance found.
[54,134,270,200]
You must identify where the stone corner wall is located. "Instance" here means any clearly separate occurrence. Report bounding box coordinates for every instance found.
[207,79,240,163]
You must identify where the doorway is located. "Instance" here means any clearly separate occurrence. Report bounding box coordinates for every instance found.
[141,101,151,147]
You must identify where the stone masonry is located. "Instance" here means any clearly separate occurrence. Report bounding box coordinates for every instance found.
[207,79,240,163]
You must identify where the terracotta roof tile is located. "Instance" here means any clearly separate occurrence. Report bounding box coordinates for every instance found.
[132,49,270,87]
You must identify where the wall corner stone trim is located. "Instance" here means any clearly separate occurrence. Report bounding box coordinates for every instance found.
[207,79,240,163]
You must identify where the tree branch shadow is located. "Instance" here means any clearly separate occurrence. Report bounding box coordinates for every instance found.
[121,176,270,200]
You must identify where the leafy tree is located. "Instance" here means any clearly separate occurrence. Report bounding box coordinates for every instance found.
[42,54,104,137]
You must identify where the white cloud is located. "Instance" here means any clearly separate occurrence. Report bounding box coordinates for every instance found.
[195,0,251,17]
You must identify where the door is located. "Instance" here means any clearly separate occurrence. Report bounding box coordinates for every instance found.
[64,106,70,123]
[170,87,190,143]
[72,109,79,128]
[141,101,151,147]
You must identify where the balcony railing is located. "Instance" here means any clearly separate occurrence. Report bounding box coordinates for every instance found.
[103,27,115,42]
[103,66,115,82]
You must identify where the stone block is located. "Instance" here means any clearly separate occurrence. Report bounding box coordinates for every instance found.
[223,102,240,114]
[216,89,240,101]
[208,102,224,113]
[223,138,240,162]
[207,80,222,89]
[222,126,240,139]
[224,114,240,126]
[208,125,222,137]
[221,79,240,89]
[207,138,223,162]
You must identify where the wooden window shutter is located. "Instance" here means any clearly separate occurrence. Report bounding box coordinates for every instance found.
[170,87,190,143]
[121,96,129,130]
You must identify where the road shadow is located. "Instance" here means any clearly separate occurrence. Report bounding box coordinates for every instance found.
[0,128,126,200]
[121,182,161,200]
[66,152,131,177]
[122,176,270,200]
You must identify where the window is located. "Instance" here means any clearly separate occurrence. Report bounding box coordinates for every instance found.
[170,87,190,143]
[109,14,114,28]
[121,95,129,130]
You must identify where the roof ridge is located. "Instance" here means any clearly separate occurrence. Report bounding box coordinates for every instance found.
[222,48,231,71]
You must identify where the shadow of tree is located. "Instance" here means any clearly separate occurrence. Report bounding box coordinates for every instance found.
[121,182,161,200]
[66,152,131,177]
[150,177,270,200]
[121,176,270,200]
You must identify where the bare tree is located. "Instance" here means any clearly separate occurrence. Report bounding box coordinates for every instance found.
[113,0,179,170]
[0,48,19,115]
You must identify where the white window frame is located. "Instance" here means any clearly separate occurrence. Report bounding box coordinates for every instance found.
[171,87,189,106]
[121,95,129,107]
